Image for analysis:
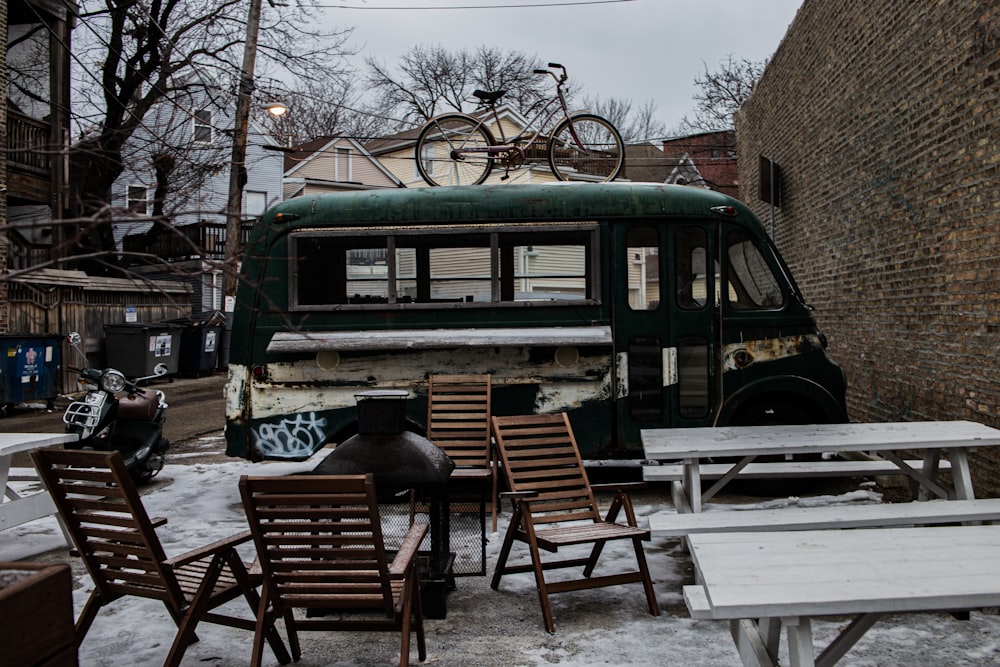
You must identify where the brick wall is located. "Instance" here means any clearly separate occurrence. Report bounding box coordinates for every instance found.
[736,0,1000,493]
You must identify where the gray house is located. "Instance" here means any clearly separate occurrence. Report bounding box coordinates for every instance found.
[114,83,284,313]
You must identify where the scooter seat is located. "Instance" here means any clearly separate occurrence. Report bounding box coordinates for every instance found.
[118,391,159,422]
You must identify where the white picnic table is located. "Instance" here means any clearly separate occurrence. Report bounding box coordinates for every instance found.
[683,525,1000,667]
[0,432,79,542]
[641,420,1000,512]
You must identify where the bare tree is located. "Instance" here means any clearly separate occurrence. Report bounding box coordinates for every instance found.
[678,55,767,133]
[583,96,667,144]
[67,0,355,265]
[365,45,554,124]
[259,76,396,146]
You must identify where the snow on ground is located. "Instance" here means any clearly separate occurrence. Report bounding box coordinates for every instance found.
[5,446,1000,666]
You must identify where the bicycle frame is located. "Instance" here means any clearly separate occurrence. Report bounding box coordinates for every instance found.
[449,75,581,162]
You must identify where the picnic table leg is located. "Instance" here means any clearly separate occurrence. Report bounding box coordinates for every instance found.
[784,616,816,667]
[682,458,701,513]
[949,447,976,501]
[814,613,881,667]
[918,449,942,501]
[730,619,779,667]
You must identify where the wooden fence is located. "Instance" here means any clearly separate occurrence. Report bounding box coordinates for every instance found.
[4,269,192,394]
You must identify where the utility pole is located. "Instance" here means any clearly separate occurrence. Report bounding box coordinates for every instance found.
[223,0,264,309]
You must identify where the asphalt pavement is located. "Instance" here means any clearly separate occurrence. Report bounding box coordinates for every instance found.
[1,371,230,463]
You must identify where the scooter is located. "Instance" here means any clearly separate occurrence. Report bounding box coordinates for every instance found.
[62,332,170,483]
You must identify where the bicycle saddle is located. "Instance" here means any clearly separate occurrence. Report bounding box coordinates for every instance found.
[473,89,506,104]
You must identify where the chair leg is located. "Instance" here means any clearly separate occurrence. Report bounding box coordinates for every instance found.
[228,553,291,665]
[490,504,522,590]
[74,590,104,648]
[284,608,301,662]
[250,589,271,667]
[165,554,228,667]
[632,536,661,617]
[412,573,426,662]
[522,530,557,633]
[399,583,412,667]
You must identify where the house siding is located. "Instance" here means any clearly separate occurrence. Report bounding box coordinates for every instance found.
[112,90,283,249]
[735,0,1000,493]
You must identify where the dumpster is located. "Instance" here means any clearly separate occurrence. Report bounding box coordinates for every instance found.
[168,312,225,377]
[103,323,182,379]
[0,335,62,408]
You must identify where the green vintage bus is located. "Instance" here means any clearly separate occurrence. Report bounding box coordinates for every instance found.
[225,182,847,461]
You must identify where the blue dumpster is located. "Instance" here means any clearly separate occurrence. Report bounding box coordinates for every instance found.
[0,335,62,408]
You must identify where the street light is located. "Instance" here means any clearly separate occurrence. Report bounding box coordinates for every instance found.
[264,101,288,117]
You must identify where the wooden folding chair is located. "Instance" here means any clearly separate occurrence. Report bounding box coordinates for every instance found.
[240,473,428,667]
[489,413,660,633]
[32,448,289,667]
[425,373,497,532]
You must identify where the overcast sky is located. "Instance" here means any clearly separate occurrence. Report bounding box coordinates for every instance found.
[316,0,804,137]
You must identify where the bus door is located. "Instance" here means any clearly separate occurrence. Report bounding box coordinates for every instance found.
[613,223,719,451]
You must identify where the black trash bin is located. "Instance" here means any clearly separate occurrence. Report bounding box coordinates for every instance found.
[0,335,62,409]
[103,323,183,379]
[168,312,225,377]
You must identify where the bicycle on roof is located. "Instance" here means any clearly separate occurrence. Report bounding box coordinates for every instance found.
[413,62,625,187]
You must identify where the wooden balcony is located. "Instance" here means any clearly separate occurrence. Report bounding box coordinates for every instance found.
[122,220,256,263]
[6,110,56,203]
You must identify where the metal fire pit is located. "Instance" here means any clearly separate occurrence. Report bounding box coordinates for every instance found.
[312,390,457,618]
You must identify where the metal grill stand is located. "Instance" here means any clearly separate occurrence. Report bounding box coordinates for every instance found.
[312,390,456,618]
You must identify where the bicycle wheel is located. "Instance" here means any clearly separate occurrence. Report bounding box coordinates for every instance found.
[547,114,624,182]
[416,114,495,187]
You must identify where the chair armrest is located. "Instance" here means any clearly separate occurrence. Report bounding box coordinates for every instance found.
[390,522,429,577]
[591,481,647,494]
[150,516,168,528]
[500,490,538,501]
[165,530,253,568]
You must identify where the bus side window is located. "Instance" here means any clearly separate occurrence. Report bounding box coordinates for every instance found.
[626,227,659,310]
[727,231,784,309]
[346,247,389,303]
[675,227,707,309]
[296,237,347,305]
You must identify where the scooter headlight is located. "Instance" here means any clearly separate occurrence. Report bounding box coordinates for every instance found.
[101,369,127,393]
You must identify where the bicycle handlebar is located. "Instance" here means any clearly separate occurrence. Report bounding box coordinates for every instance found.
[548,62,563,69]
[533,69,549,75]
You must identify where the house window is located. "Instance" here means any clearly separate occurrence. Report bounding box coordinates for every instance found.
[193,109,212,143]
[335,147,352,182]
[245,191,268,217]
[127,186,148,215]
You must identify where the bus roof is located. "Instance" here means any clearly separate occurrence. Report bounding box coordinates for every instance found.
[260,182,755,229]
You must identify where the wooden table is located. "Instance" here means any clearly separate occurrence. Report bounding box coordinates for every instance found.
[0,433,79,541]
[641,421,1000,512]
[683,526,1000,667]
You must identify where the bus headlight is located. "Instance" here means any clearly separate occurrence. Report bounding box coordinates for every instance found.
[554,346,579,367]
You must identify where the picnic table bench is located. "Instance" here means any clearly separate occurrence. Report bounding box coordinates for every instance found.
[641,421,1000,513]
[684,525,1000,667]
[649,497,1000,538]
